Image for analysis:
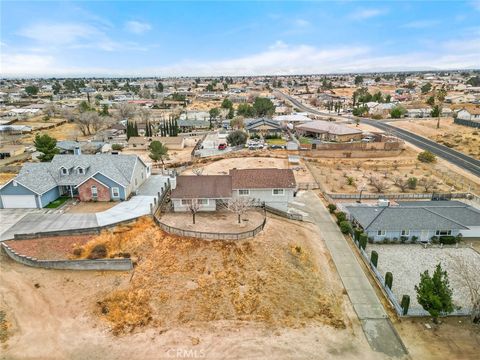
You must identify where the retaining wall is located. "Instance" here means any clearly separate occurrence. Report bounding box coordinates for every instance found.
[2,242,132,271]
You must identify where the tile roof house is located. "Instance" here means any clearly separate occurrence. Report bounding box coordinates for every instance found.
[170,168,297,212]
[0,153,150,208]
[295,120,363,142]
[346,200,480,242]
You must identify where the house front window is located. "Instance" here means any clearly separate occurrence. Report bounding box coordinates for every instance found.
[181,199,192,205]
[78,167,84,174]
[197,199,208,205]
[112,187,120,198]
[377,230,386,236]
[61,168,68,175]
[91,185,98,198]
[272,189,284,196]
[238,189,249,196]
[436,230,452,236]
[401,230,410,236]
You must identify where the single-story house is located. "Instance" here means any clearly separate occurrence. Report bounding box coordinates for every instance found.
[57,141,108,155]
[295,120,363,142]
[170,168,297,212]
[178,119,210,131]
[457,108,480,122]
[0,145,25,159]
[346,200,480,242]
[245,118,282,135]
[0,153,150,208]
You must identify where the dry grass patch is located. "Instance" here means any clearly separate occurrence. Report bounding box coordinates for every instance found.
[74,217,345,335]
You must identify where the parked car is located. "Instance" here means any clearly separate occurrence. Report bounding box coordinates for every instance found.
[269,144,285,149]
[218,143,227,150]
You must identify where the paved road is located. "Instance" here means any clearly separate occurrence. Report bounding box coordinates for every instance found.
[276,91,480,178]
[294,191,407,358]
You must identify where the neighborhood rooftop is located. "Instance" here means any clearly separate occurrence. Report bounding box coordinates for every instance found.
[230,168,296,189]
[2,154,142,194]
[170,175,232,199]
[346,201,480,231]
[296,120,363,135]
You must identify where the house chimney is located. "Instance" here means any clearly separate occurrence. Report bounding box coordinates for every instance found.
[74,146,81,155]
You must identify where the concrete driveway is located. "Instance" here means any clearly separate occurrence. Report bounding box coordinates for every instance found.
[0,209,40,240]
[1,212,98,241]
[136,175,169,196]
[96,195,156,226]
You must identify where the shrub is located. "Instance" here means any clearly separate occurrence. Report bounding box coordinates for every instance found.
[417,151,436,163]
[407,177,418,189]
[400,236,408,243]
[72,247,83,256]
[385,272,393,289]
[112,144,124,151]
[354,228,363,242]
[439,236,456,245]
[368,237,374,244]
[371,250,378,268]
[411,235,418,242]
[339,221,353,234]
[88,244,108,259]
[359,233,368,250]
[327,204,337,213]
[401,295,410,315]
[335,211,347,224]
[383,237,391,244]
[431,236,439,244]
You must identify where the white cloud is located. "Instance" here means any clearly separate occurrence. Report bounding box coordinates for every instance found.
[18,23,100,46]
[16,22,147,52]
[2,37,479,77]
[401,20,439,29]
[349,8,387,20]
[125,20,152,34]
[470,1,480,11]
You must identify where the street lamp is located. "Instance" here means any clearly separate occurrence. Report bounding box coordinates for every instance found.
[357,183,367,203]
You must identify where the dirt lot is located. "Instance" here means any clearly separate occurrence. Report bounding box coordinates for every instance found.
[123,146,194,166]
[308,155,454,194]
[0,173,15,185]
[64,201,118,213]
[395,317,480,360]
[185,156,316,184]
[4,235,93,260]
[160,209,265,233]
[0,216,384,359]
[391,118,480,160]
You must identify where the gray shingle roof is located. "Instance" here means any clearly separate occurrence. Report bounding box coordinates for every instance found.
[347,205,469,231]
[11,154,141,194]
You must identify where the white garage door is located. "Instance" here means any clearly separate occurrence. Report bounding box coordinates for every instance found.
[1,195,38,208]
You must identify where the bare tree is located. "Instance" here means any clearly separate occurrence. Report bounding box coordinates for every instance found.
[75,111,99,136]
[187,199,200,224]
[191,166,203,176]
[393,175,409,192]
[226,197,255,224]
[448,254,480,323]
[115,103,136,120]
[44,103,57,117]
[370,176,388,193]
[138,107,152,123]
[354,162,362,171]
[62,108,76,122]
[419,177,437,192]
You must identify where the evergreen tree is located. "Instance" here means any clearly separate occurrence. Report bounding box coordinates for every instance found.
[134,122,139,136]
[34,134,59,162]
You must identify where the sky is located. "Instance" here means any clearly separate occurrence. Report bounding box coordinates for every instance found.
[1,0,479,77]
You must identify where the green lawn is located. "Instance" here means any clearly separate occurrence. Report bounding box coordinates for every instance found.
[45,196,69,209]
[266,138,287,145]
[299,137,312,144]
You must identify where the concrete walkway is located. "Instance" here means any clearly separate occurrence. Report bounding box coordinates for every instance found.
[296,191,407,358]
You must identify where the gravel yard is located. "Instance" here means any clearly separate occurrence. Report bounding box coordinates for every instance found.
[367,244,480,313]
